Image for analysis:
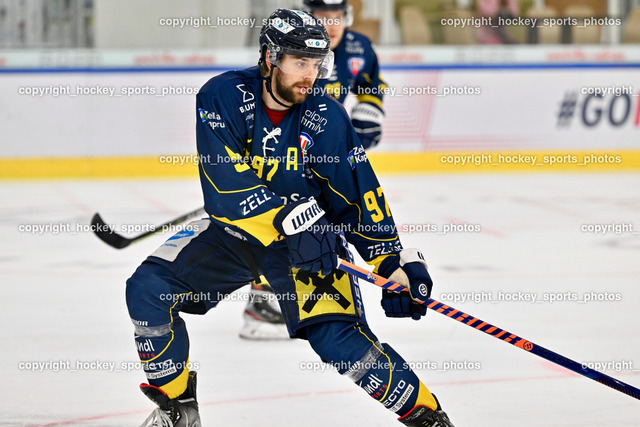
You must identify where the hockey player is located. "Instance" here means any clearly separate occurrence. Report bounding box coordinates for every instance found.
[126,9,454,426]
[306,0,386,149]
[240,0,388,339]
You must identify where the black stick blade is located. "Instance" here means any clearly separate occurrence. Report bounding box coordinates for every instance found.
[91,213,132,249]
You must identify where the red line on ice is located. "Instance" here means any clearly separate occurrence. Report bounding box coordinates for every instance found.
[29,374,589,426]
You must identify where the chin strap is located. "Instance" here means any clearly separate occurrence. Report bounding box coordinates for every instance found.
[264,66,293,109]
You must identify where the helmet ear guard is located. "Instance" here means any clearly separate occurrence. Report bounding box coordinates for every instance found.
[266,45,280,64]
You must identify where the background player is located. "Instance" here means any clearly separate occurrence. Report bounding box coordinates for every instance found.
[240,0,388,339]
[306,0,386,149]
[127,9,454,426]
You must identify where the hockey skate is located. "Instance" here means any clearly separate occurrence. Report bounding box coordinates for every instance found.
[398,395,454,427]
[238,281,289,340]
[139,371,201,427]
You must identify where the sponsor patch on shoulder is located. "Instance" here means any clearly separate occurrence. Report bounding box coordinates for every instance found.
[347,146,368,170]
[198,108,226,129]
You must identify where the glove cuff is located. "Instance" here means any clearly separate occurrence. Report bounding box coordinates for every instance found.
[377,249,429,294]
[273,197,325,236]
[398,248,428,269]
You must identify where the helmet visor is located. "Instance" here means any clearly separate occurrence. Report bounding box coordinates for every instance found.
[269,48,334,80]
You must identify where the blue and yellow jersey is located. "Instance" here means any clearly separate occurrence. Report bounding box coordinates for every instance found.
[317,30,386,110]
[196,66,400,268]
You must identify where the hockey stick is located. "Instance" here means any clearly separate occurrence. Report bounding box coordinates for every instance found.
[91,207,206,249]
[337,259,640,401]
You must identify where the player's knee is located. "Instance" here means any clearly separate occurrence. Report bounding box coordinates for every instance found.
[125,268,149,319]
[125,262,173,323]
[305,321,380,371]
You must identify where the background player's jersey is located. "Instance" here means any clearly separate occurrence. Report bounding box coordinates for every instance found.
[317,30,386,109]
[196,66,400,267]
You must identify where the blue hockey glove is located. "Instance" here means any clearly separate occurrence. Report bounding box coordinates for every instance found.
[351,102,384,149]
[273,198,339,275]
[377,249,432,320]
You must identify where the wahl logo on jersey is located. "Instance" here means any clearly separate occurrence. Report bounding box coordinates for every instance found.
[348,57,365,76]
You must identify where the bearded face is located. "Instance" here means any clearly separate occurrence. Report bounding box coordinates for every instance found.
[269,54,322,105]
[272,68,313,104]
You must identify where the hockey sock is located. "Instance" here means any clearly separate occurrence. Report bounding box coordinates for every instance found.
[127,262,195,399]
[348,325,438,416]
[134,316,190,399]
[306,321,437,417]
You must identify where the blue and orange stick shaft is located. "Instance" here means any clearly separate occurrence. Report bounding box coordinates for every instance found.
[338,259,640,401]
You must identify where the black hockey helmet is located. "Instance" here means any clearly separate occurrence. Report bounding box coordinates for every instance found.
[303,0,353,26]
[304,0,347,11]
[258,9,334,80]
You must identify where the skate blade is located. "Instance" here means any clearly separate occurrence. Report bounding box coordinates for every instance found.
[140,408,173,427]
[239,316,290,341]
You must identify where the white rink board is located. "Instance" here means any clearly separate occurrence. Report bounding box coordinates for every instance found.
[2,67,640,158]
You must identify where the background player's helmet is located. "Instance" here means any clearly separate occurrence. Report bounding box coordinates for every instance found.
[303,0,354,27]
[259,9,334,80]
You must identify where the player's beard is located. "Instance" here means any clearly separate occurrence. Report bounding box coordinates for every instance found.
[273,69,313,105]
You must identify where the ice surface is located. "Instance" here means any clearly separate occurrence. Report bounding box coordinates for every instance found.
[1,173,639,426]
